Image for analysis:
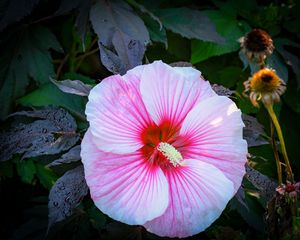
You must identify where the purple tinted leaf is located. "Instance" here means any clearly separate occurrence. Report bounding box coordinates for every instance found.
[245,164,277,200]
[99,43,125,74]
[48,166,88,229]
[89,0,149,47]
[50,78,92,96]
[212,84,234,97]
[169,61,193,67]
[99,32,145,75]
[242,114,268,147]
[90,0,149,74]
[0,107,79,161]
[48,145,81,167]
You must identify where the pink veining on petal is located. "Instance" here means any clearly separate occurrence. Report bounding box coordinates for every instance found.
[81,130,169,225]
[81,61,248,238]
[144,159,234,238]
[178,96,247,191]
[140,61,216,129]
[85,73,153,154]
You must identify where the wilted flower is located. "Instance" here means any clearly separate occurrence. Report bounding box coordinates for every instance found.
[239,29,274,64]
[244,68,286,107]
[81,61,247,238]
[276,181,300,199]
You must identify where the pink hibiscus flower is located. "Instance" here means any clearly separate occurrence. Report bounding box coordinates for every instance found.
[81,61,247,238]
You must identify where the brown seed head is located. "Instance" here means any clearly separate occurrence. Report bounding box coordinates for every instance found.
[240,29,274,63]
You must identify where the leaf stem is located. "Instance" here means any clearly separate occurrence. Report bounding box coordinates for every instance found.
[265,103,294,182]
[270,119,283,184]
[75,47,99,71]
[56,54,69,79]
[69,42,77,72]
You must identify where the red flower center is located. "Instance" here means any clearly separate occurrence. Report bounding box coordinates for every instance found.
[140,120,180,167]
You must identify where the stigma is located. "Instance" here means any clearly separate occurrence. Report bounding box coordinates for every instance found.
[157,142,183,167]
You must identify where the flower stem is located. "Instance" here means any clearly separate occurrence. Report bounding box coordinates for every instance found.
[265,103,294,182]
[270,119,283,184]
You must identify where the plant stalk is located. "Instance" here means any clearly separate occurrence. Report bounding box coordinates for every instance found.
[270,119,283,184]
[265,103,294,182]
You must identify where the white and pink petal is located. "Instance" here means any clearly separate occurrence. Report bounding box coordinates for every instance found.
[81,130,169,225]
[178,96,248,191]
[144,160,234,238]
[140,61,216,128]
[85,74,152,154]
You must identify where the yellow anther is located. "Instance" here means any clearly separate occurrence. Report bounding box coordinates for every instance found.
[157,142,183,167]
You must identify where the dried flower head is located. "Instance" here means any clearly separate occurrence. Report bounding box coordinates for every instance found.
[244,68,286,107]
[239,29,274,63]
[276,181,300,199]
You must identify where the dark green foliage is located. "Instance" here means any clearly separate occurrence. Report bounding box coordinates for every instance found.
[191,10,249,63]
[0,25,62,118]
[0,0,39,31]
[155,7,225,44]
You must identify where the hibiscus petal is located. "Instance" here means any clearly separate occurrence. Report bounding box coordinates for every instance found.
[179,96,247,191]
[140,61,216,127]
[86,74,152,154]
[144,159,234,238]
[81,130,169,225]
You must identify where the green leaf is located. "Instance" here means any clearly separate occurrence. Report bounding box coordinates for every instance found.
[0,25,62,119]
[155,8,225,44]
[191,11,249,64]
[266,51,288,82]
[214,66,243,88]
[127,0,163,30]
[17,83,86,120]
[0,161,14,178]
[230,188,265,232]
[56,0,92,48]
[248,145,278,179]
[167,31,190,61]
[284,82,300,113]
[143,15,167,47]
[35,163,57,189]
[16,158,36,184]
[275,38,300,87]
[87,205,106,229]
